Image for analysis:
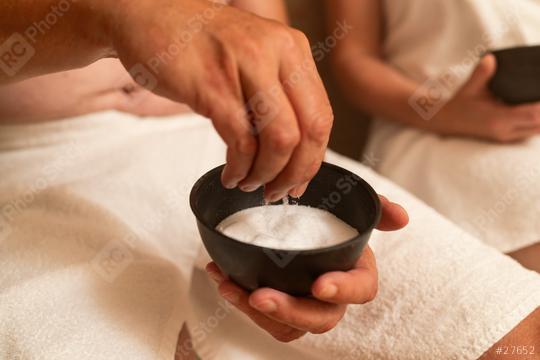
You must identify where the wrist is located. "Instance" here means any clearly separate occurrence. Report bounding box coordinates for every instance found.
[431,98,468,136]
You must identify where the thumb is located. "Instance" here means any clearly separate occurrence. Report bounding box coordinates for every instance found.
[376,195,409,231]
[460,54,497,96]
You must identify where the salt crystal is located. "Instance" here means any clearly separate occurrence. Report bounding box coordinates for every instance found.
[216,205,358,250]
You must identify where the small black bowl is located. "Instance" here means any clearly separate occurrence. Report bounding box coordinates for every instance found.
[189,162,381,296]
[489,45,540,105]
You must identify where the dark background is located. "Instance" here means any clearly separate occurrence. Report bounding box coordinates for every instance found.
[286,0,371,160]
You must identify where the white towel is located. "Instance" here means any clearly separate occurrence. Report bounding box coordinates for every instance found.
[0,111,225,359]
[368,121,540,253]
[0,111,539,360]
[297,152,540,360]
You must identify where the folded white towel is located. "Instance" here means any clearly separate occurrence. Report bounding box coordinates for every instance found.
[367,120,540,253]
[0,111,225,359]
[0,111,538,360]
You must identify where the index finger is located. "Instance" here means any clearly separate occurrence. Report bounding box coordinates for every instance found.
[264,31,334,202]
[211,97,258,189]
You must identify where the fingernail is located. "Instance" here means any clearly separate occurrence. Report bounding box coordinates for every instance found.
[224,182,237,190]
[223,179,239,189]
[240,184,260,192]
[221,167,237,189]
[289,187,304,199]
[222,176,239,189]
[206,269,224,283]
[220,291,240,305]
[266,192,285,203]
[289,189,300,198]
[318,284,338,299]
[296,183,310,198]
[252,300,277,313]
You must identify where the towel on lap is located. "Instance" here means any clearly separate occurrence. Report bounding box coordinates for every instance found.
[0,111,538,360]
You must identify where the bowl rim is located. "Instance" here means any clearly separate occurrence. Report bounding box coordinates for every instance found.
[189,162,382,254]
[490,44,540,56]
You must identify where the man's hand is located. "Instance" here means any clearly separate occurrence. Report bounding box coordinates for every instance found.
[101,0,333,202]
[437,54,540,143]
[0,0,331,202]
[205,195,408,342]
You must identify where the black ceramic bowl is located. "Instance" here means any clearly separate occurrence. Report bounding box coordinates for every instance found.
[489,45,540,105]
[190,162,381,296]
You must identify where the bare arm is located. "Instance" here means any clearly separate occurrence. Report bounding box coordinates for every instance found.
[0,0,113,83]
[325,0,442,131]
[0,1,290,81]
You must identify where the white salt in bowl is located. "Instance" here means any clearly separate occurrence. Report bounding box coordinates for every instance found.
[190,162,381,296]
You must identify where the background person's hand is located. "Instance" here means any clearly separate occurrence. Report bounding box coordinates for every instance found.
[205,195,408,342]
[101,0,333,202]
[436,54,540,143]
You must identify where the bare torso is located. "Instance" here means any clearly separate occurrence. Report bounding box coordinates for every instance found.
[0,59,192,124]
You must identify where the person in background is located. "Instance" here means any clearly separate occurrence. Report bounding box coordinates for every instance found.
[328,0,540,272]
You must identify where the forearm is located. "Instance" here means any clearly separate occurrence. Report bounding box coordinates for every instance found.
[0,0,113,83]
[0,0,287,85]
[332,48,453,133]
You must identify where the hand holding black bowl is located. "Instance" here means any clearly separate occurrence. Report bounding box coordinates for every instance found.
[435,53,540,143]
[205,196,407,342]
[190,163,408,342]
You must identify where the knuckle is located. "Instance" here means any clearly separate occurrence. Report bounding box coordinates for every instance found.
[306,111,333,144]
[234,135,257,156]
[275,27,311,56]
[290,28,310,48]
[275,25,297,43]
[266,128,301,153]
[239,37,265,62]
